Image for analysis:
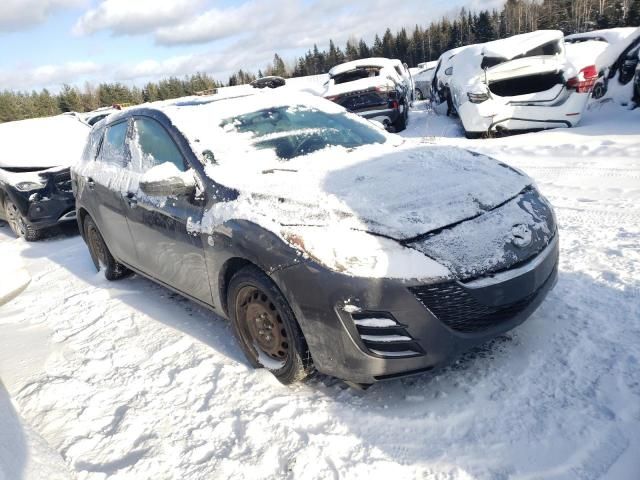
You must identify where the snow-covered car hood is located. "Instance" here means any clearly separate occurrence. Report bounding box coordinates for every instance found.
[200,142,532,241]
[0,114,89,169]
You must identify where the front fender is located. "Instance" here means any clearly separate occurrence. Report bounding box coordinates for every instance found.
[203,219,307,313]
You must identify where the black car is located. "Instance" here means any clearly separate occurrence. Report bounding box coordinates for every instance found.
[0,115,88,240]
[72,92,558,386]
[251,76,286,89]
[323,59,412,132]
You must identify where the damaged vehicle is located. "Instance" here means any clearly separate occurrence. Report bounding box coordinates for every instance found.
[410,61,438,100]
[322,58,413,131]
[432,30,596,138]
[565,27,640,101]
[72,92,558,386]
[0,114,89,240]
[251,76,287,89]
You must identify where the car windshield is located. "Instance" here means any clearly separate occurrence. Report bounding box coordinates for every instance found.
[221,106,386,160]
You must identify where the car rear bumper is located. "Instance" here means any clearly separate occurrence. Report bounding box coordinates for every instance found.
[357,107,401,125]
[272,234,559,384]
[458,90,591,134]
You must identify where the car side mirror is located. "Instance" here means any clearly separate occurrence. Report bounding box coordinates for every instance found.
[139,164,196,197]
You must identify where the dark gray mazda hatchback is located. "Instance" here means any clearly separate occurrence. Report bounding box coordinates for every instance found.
[72,91,558,386]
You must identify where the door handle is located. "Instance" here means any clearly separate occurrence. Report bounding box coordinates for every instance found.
[87,178,95,189]
[125,192,137,208]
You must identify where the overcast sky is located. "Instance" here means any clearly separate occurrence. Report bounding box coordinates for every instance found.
[0,0,502,91]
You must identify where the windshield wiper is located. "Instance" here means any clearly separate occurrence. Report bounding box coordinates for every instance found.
[261,168,298,174]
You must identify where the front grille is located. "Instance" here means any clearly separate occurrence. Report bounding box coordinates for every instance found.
[350,312,424,358]
[409,282,539,333]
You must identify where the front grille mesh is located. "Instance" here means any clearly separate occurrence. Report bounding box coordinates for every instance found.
[409,282,538,333]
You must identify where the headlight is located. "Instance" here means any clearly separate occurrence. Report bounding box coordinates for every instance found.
[15,181,45,191]
[282,226,452,280]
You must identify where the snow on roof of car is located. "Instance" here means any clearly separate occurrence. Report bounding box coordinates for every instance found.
[328,58,398,76]
[480,30,564,60]
[565,27,640,72]
[565,27,640,45]
[0,114,90,169]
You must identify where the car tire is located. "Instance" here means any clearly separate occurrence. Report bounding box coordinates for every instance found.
[228,265,314,384]
[464,130,486,139]
[393,101,409,132]
[83,216,130,281]
[592,79,607,99]
[4,199,42,241]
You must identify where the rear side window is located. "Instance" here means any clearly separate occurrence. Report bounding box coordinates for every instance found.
[101,121,129,166]
[131,117,186,172]
[82,125,105,162]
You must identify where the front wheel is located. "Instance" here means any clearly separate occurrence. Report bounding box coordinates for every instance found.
[84,216,130,281]
[4,200,41,241]
[228,265,314,384]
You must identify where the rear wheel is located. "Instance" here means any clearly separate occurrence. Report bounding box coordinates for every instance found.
[228,265,314,384]
[4,200,41,241]
[84,216,130,281]
[464,130,486,139]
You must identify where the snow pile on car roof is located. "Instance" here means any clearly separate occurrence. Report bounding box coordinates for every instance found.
[565,26,640,45]
[328,57,398,77]
[0,114,89,169]
[481,30,564,60]
[160,91,531,240]
[565,27,640,72]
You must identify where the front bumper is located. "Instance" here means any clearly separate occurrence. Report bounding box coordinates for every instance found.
[7,185,75,230]
[272,234,559,384]
[357,107,401,125]
[458,90,591,134]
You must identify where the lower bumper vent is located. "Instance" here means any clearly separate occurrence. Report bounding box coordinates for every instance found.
[350,312,424,358]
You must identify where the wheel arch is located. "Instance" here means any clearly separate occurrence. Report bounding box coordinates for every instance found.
[219,257,260,316]
[77,207,90,240]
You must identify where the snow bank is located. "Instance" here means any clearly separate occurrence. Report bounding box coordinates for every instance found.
[1,102,639,480]
[0,383,70,480]
[0,114,89,169]
[0,254,30,307]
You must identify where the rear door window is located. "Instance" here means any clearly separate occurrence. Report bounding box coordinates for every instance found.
[100,121,129,166]
[131,117,186,172]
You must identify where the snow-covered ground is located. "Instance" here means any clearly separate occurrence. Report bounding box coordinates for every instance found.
[1,101,639,480]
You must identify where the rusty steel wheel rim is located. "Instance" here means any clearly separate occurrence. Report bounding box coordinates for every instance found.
[236,286,289,362]
[87,226,107,267]
[5,201,26,237]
